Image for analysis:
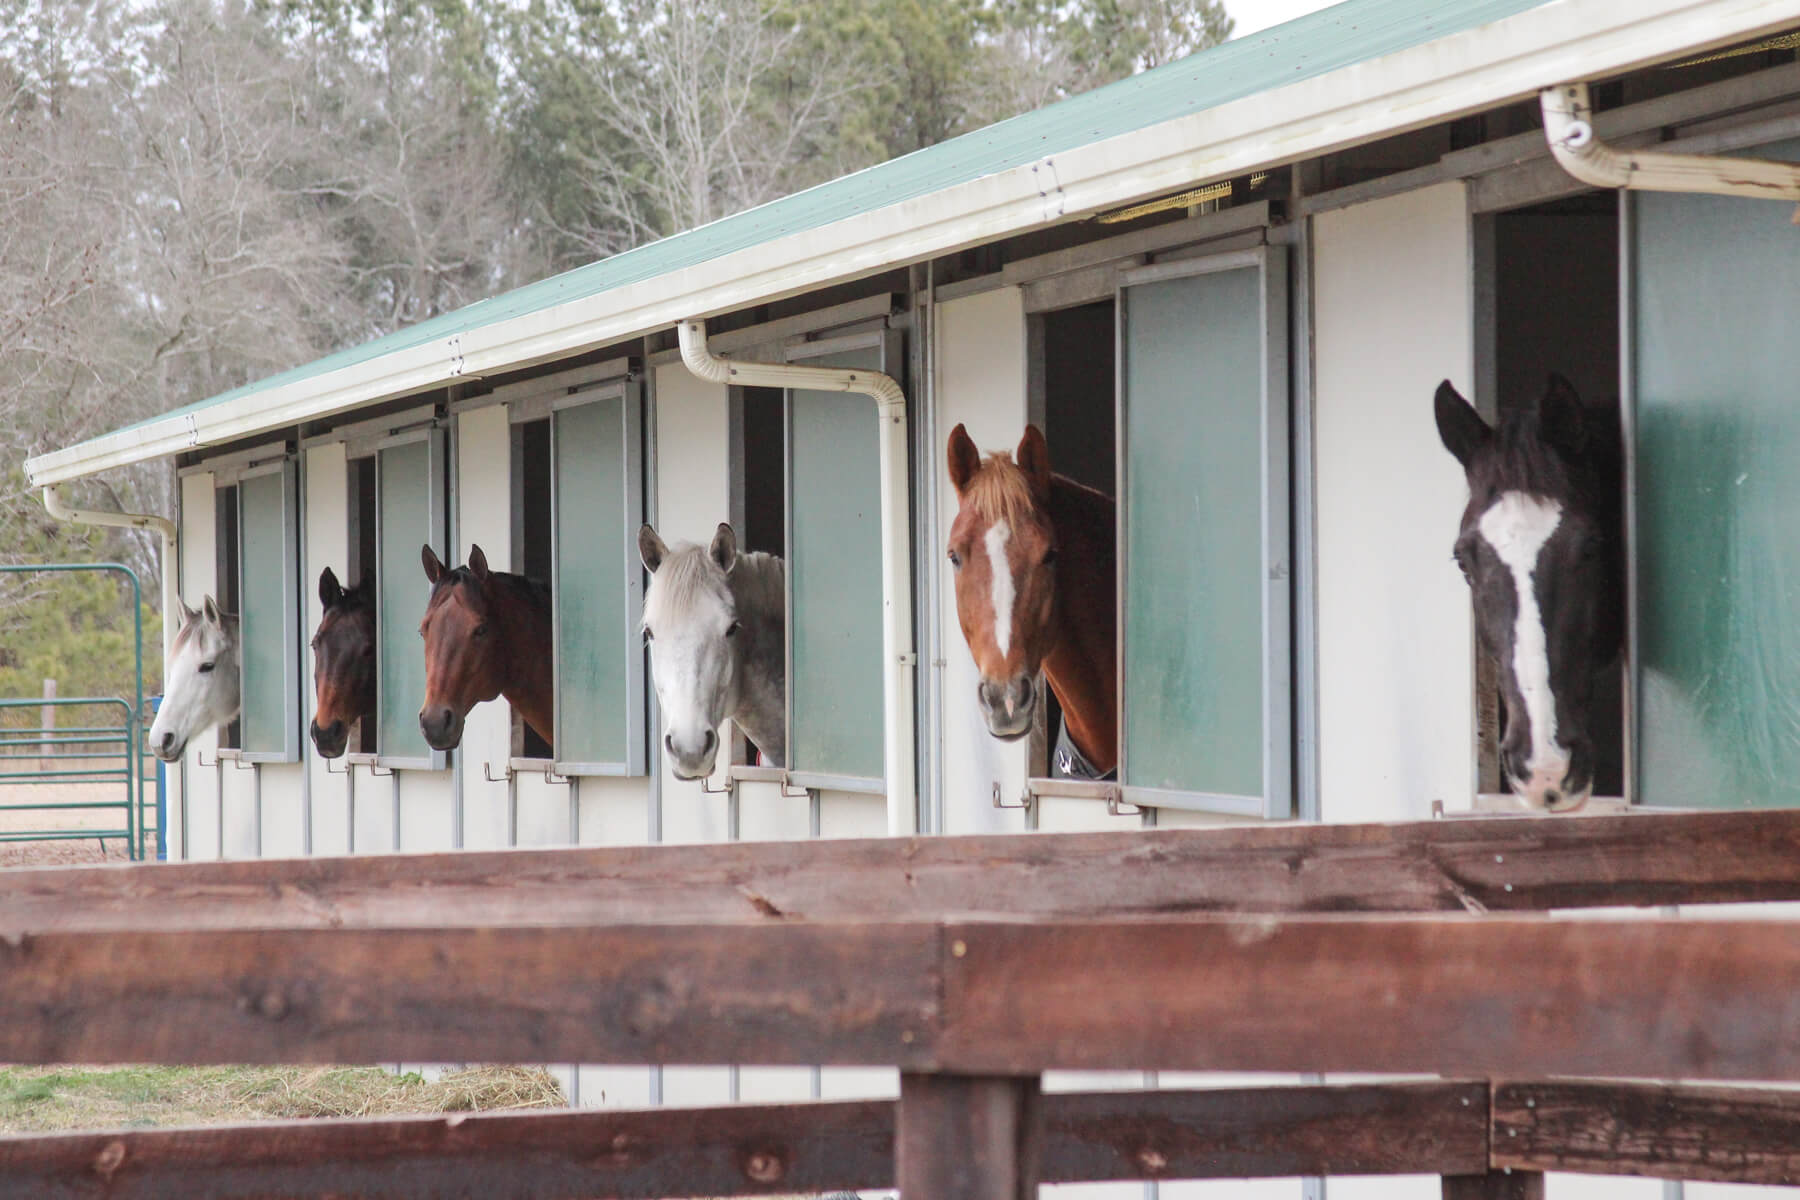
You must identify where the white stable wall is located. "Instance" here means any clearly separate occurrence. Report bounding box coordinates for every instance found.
[176,470,219,862]
[1314,182,1477,826]
[933,287,1033,835]
[458,404,514,853]
[305,442,351,856]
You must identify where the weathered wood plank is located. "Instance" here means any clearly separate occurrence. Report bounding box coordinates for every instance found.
[897,1073,1041,1199]
[0,1099,894,1200]
[1442,1171,1545,1199]
[0,1082,1488,1198]
[1493,1080,1800,1185]
[0,924,940,1067]
[1044,1081,1489,1181]
[8,808,1800,932]
[10,916,1800,1078]
[937,917,1800,1079]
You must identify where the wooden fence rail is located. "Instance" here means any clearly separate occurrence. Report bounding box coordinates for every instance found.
[4,915,1800,1080]
[9,1080,1800,1198]
[5,807,1800,932]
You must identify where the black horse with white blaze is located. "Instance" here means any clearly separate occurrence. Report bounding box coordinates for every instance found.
[1435,375,1623,811]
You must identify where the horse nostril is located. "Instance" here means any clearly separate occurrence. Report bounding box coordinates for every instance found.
[702,729,716,756]
[665,733,676,754]
[159,733,174,754]
[1544,789,1561,807]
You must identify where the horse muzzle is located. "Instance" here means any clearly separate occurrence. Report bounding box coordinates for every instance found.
[149,730,185,763]
[978,675,1036,741]
[310,718,350,759]
[666,729,719,780]
[419,705,465,751]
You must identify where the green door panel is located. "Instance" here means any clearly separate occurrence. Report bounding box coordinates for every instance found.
[238,467,294,757]
[1633,144,1800,808]
[788,346,885,785]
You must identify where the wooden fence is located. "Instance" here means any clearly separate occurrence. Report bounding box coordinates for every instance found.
[4,807,1800,1197]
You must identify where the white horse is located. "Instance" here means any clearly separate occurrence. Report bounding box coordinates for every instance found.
[639,522,785,780]
[148,596,240,762]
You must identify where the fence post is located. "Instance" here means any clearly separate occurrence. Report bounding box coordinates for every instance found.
[896,1072,1041,1198]
[39,679,56,771]
[1443,1171,1546,1199]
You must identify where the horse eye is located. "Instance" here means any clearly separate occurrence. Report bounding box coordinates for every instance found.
[473,624,489,638]
[947,549,962,570]
[1042,548,1059,566]
[725,621,741,638]
[642,628,654,642]
[198,661,216,674]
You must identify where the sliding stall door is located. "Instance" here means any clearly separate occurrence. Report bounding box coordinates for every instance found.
[1632,142,1800,809]
[1119,247,1289,818]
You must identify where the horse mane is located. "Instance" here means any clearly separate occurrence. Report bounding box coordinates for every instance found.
[171,608,236,656]
[964,452,1041,525]
[429,566,550,612]
[643,544,783,629]
[643,545,732,627]
[1472,403,1617,513]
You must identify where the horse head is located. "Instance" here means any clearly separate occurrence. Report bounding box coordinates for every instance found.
[945,423,1062,743]
[148,595,240,762]
[419,543,547,752]
[639,522,744,780]
[1436,375,1622,812]
[309,566,375,758]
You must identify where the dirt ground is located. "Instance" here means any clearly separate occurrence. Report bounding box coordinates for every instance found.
[0,773,144,869]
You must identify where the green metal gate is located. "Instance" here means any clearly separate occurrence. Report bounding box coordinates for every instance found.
[0,563,155,859]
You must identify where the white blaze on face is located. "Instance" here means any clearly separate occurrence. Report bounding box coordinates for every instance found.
[1478,492,1567,793]
[985,521,1015,661]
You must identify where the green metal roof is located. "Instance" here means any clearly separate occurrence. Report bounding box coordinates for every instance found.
[99,0,1557,439]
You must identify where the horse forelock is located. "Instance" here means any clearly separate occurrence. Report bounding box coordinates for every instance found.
[642,545,732,629]
[962,453,1040,530]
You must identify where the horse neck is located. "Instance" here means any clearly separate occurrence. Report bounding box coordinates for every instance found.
[725,552,787,766]
[492,575,555,742]
[1041,476,1118,773]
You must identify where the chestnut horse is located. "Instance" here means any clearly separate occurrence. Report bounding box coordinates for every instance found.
[309,567,375,758]
[946,424,1117,776]
[418,544,553,752]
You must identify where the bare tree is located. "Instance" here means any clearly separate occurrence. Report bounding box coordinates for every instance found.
[564,0,865,253]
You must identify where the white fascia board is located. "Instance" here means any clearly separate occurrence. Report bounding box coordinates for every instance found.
[27,0,1800,487]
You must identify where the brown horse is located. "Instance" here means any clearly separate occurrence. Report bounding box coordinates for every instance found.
[946,424,1117,776]
[418,544,553,752]
[309,567,375,758]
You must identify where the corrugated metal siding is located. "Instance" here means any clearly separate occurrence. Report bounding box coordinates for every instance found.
[88,0,1552,443]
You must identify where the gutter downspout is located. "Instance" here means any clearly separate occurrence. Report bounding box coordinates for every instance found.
[677,319,917,837]
[42,485,180,667]
[1542,83,1800,218]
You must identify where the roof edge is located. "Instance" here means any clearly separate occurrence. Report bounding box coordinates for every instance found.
[28,0,1800,486]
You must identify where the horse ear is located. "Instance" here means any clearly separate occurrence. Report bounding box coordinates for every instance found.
[319,566,343,610]
[1016,424,1052,504]
[710,523,738,573]
[467,544,490,583]
[1538,373,1588,459]
[178,598,201,627]
[947,424,980,496]
[1433,381,1491,470]
[421,544,445,584]
[638,524,668,574]
[203,595,222,625]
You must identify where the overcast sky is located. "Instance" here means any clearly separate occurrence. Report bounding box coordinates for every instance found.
[1228,0,1342,37]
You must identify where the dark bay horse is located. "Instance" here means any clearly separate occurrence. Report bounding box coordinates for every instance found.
[419,544,553,752]
[1435,375,1623,811]
[309,567,374,758]
[946,424,1117,776]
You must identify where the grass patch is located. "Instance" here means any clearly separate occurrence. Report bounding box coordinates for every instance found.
[0,1065,565,1134]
